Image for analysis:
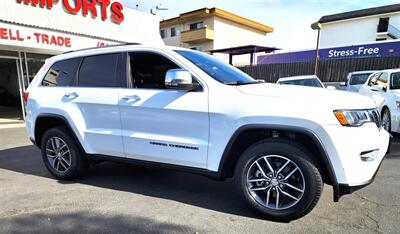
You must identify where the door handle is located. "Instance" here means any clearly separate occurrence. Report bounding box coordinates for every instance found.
[64,92,79,98]
[121,95,141,101]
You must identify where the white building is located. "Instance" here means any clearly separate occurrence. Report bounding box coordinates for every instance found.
[0,0,162,121]
[318,4,400,48]
[160,8,274,65]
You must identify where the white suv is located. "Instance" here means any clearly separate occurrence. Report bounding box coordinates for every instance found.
[359,69,400,133]
[25,44,390,221]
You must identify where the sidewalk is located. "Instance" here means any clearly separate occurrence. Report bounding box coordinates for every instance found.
[0,118,25,129]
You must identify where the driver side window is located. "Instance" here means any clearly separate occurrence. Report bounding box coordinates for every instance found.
[377,72,388,91]
[128,52,180,89]
[368,73,381,87]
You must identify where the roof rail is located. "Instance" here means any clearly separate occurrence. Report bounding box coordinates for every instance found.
[62,42,141,54]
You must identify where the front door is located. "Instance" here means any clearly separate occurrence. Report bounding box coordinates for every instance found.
[119,51,209,168]
[359,72,387,109]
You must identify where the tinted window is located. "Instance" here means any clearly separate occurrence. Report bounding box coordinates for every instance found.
[78,54,119,87]
[128,52,180,89]
[391,72,400,89]
[349,73,372,85]
[175,50,256,85]
[279,79,323,88]
[42,58,81,86]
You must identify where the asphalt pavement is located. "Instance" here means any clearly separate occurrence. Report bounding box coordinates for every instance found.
[0,127,399,233]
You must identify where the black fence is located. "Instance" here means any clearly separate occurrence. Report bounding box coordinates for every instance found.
[237,56,400,83]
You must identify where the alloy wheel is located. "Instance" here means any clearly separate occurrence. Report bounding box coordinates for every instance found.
[246,155,305,210]
[382,110,390,132]
[45,137,72,173]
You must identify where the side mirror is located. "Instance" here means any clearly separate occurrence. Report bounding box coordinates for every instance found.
[165,69,197,90]
[371,84,384,92]
[326,86,336,90]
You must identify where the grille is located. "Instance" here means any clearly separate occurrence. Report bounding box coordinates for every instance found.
[368,109,381,129]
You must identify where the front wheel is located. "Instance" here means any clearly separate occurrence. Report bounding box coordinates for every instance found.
[382,108,391,132]
[235,139,323,222]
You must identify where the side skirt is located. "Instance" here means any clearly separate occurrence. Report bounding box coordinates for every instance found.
[86,154,222,181]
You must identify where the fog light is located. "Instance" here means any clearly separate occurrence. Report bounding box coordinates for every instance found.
[360,149,379,161]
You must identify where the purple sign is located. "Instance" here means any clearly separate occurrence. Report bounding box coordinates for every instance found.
[258,40,400,64]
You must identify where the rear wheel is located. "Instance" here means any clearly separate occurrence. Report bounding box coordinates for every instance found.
[235,139,323,222]
[41,127,88,180]
[382,108,391,132]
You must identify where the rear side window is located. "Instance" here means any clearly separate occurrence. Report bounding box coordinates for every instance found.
[42,58,81,86]
[78,53,119,87]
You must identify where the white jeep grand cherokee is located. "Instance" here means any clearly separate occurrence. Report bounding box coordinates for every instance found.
[24,44,390,221]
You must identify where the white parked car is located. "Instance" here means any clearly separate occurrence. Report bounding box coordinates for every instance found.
[277,75,325,88]
[25,44,389,221]
[345,71,376,93]
[359,69,400,132]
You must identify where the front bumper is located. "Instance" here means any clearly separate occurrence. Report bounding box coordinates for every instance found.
[318,123,390,201]
[335,149,387,201]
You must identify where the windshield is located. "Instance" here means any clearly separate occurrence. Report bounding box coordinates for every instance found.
[391,72,400,89]
[175,50,257,85]
[349,73,372,85]
[278,78,323,88]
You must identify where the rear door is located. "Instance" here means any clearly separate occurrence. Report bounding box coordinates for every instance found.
[70,53,125,157]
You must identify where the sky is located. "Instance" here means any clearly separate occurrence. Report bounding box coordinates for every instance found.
[121,0,400,51]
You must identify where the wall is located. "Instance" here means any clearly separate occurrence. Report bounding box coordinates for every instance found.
[161,26,181,47]
[161,17,215,49]
[238,56,400,83]
[0,1,164,47]
[213,17,267,49]
[213,16,267,64]
[320,13,400,48]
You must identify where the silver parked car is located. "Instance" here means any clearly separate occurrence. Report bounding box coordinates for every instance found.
[345,71,376,92]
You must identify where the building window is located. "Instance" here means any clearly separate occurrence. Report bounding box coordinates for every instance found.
[189,22,204,30]
[377,17,389,33]
[160,29,166,39]
[170,27,176,37]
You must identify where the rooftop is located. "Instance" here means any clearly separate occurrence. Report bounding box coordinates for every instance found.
[319,3,400,24]
[209,45,279,55]
[160,7,273,33]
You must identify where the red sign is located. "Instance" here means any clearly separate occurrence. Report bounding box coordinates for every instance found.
[16,0,124,24]
[0,26,72,47]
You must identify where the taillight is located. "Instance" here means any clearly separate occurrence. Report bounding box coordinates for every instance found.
[23,92,29,103]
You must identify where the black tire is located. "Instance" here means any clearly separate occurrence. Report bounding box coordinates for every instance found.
[235,139,323,222]
[41,127,88,180]
[382,108,391,133]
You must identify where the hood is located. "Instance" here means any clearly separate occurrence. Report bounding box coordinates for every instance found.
[236,83,376,110]
[346,84,363,92]
[390,89,400,97]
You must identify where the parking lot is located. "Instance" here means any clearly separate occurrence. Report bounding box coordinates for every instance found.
[0,126,399,234]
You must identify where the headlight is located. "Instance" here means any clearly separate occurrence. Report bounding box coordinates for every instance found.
[333,109,375,126]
